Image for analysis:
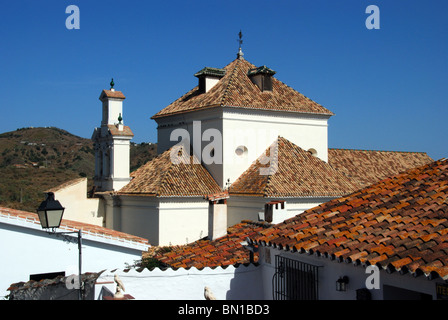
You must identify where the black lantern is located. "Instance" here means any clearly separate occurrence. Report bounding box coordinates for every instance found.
[336,276,349,291]
[36,192,84,299]
[36,192,65,229]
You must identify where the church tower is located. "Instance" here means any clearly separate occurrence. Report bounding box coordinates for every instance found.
[92,79,134,192]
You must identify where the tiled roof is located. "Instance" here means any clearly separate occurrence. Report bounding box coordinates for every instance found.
[249,159,448,280]
[107,124,134,137]
[100,89,125,99]
[118,147,221,197]
[229,137,359,198]
[0,207,149,245]
[151,220,271,268]
[151,58,334,119]
[329,148,433,189]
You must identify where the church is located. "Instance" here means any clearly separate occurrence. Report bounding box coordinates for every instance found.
[54,42,432,246]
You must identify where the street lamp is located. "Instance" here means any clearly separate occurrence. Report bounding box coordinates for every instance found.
[37,192,65,230]
[36,192,83,300]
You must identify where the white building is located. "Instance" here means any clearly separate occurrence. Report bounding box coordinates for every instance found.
[0,206,149,299]
[54,46,431,247]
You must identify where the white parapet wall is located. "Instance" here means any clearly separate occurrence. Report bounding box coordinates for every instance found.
[96,264,263,300]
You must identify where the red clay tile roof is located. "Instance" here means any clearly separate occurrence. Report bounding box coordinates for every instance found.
[107,124,134,137]
[329,148,433,189]
[118,146,221,197]
[151,220,271,268]
[100,89,125,100]
[249,159,448,280]
[229,137,360,197]
[151,58,334,119]
[0,207,148,245]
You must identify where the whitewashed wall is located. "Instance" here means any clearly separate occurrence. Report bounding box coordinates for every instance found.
[104,195,210,246]
[97,264,263,300]
[259,246,444,300]
[51,178,104,227]
[0,213,148,299]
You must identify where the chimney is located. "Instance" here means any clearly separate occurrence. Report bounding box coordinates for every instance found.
[247,66,276,92]
[263,200,285,224]
[205,191,229,240]
[194,67,226,93]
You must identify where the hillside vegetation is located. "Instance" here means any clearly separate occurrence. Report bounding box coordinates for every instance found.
[0,127,157,212]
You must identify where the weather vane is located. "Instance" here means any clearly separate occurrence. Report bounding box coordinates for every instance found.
[237,30,244,59]
[238,30,243,49]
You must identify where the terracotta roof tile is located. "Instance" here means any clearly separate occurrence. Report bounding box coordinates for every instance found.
[100,89,125,100]
[328,148,433,189]
[149,220,272,268]
[107,124,134,137]
[249,159,448,279]
[152,58,333,119]
[118,146,221,197]
[229,137,359,197]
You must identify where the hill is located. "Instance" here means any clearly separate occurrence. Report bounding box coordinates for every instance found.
[0,127,157,212]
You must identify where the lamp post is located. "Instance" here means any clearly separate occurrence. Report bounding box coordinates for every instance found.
[36,192,83,300]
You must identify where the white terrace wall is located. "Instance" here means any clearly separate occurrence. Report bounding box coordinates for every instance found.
[97,264,263,300]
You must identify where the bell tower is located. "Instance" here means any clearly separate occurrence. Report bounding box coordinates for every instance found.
[92,79,134,192]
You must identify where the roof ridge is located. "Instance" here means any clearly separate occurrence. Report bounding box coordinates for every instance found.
[329,147,428,154]
[219,58,242,107]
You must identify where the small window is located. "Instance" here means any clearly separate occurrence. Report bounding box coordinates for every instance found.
[308,148,318,157]
[235,145,248,157]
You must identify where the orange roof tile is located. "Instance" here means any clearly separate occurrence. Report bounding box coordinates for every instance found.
[328,148,433,189]
[100,89,125,100]
[151,58,333,119]
[249,159,448,280]
[118,146,221,197]
[229,137,359,197]
[151,220,271,268]
[107,124,134,137]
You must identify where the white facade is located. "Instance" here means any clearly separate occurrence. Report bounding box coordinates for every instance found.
[0,210,149,299]
[101,195,210,246]
[97,264,263,300]
[48,178,104,227]
[258,246,444,300]
[155,107,330,188]
[92,89,133,192]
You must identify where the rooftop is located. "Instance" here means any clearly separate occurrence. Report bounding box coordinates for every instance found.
[249,158,448,280]
[0,207,149,247]
[229,136,360,197]
[151,58,334,119]
[118,146,221,197]
[151,220,271,269]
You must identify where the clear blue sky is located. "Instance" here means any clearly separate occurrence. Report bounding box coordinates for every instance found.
[1,0,447,160]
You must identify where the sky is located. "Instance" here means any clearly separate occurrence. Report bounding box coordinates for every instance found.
[0,0,447,161]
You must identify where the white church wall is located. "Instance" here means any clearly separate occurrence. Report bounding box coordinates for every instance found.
[106,195,160,245]
[227,196,336,227]
[222,108,330,186]
[158,198,210,246]
[156,109,225,186]
[103,196,210,246]
[97,264,263,300]
[110,137,132,190]
[50,178,104,227]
